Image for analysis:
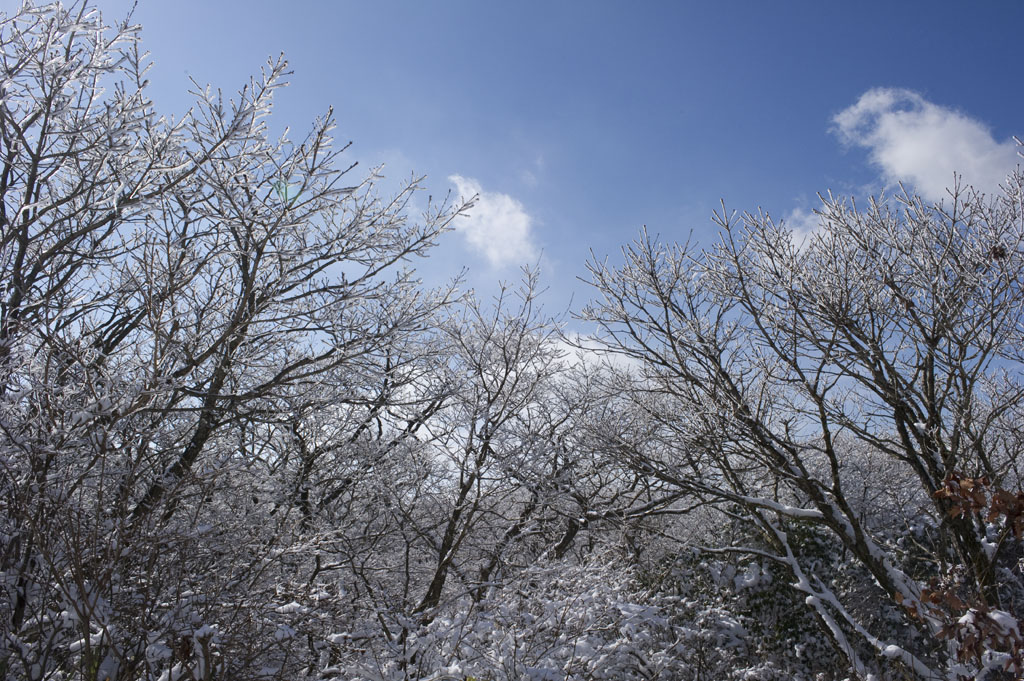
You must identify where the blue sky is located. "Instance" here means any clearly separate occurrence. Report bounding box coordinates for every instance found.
[34,1,1024,316]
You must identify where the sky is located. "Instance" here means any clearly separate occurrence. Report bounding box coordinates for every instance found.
[11,0,1023,320]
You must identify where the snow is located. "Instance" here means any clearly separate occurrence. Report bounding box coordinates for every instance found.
[275,601,307,614]
[988,609,1020,636]
[738,494,825,520]
[146,643,173,662]
[881,644,904,658]
[193,624,218,640]
[734,563,766,591]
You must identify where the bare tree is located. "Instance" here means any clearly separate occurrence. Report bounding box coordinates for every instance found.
[0,3,463,679]
[582,173,1024,679]
[0,6,679,680]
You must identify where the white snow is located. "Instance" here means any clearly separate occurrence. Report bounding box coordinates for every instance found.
[275,601,307,614]
[989,609,1020,636]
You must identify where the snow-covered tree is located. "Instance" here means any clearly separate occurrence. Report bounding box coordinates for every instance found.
[0,8,679,680]
[9,3,1024,680]
[0,3,463,679]
[582,174,1024,679]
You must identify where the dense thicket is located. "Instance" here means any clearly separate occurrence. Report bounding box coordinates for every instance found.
[1,3,1022,680]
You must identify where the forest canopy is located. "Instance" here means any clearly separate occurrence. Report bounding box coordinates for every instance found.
[1,3,1023,681]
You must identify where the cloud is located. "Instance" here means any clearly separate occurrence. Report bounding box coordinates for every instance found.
[782,206,821,248]
[832,88,1019,202]
[520,169,539,187]
[449,175,538,268]
[553,333,641,374]
[520,153,545,188]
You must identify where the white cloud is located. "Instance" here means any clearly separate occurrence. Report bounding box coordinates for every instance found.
[520,153,545,187]
[520,169,539,187]
[832,88,1019,203]
[782,206,821,248]
[553,333,641,373]
[449,175,538,268]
